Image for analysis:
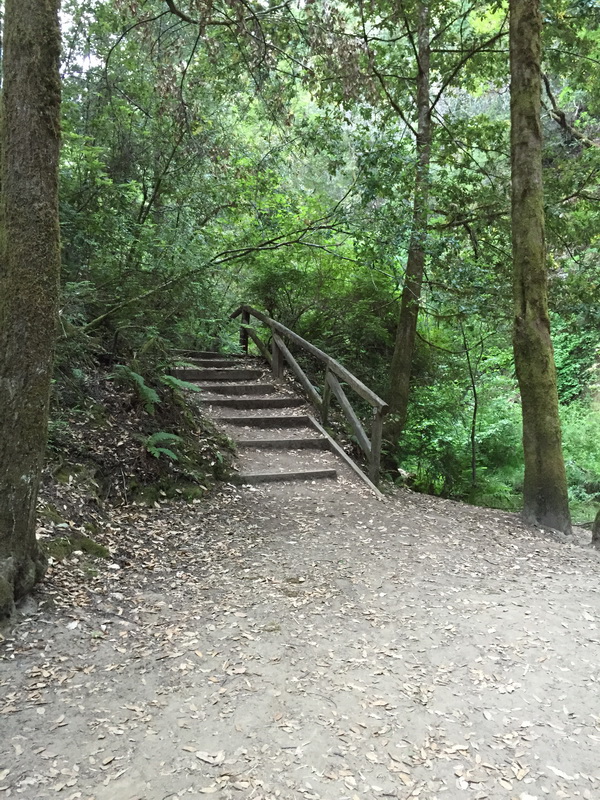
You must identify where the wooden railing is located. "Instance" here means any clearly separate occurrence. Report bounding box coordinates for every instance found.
[231,304,388,485]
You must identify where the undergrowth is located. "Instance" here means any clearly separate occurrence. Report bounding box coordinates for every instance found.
[47,346,234,506]
[392,378,600,524]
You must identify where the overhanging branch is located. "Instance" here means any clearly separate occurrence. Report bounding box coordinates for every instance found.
[542,73,599,149]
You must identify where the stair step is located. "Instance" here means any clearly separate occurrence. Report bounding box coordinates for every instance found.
[236,437,329,450]
[173,368,264,381]
[200,397,304,410]
[173,350,222,359]
[198,383,276,395]
[219,414,311,428]
[231,468,337,485]
[187,359,246,368]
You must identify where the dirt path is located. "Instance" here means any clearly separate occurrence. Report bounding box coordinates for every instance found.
[1,472,599,800]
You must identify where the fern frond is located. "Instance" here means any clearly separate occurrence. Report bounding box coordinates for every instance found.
[146,431,182,447]
[147,446,179,461]
[161,374,202,393]
[110,364,161,413]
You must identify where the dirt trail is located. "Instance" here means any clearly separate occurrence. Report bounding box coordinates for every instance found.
[1,472,599,800]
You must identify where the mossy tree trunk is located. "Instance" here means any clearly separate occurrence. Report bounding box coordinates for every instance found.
[510,0,571,533]
[386,2,431,444]
[0,0,62,617]
[591,509,600,550]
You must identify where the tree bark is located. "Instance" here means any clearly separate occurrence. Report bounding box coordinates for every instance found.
[592,509,600,550]
[386,2,431,442]
[509,0,571,533]
[0,0,62,617]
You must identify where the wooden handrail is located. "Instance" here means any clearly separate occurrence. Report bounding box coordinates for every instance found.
[232,305,387,409]
[231,304,388,485]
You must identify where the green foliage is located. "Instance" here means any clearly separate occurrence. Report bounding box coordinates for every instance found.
[43,0,600,521]
[246,254,396,394]
[392,356,467,495]
[160,374,202,393]
[551,308,598,403]
[391,330,525,509]
[110,365,160,414]
[561,399,600,520]
[139,431,183,462]
[397,381,524,509]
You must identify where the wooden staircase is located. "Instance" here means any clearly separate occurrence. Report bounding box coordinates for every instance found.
[175,351,340,486]
[174,310,387,495]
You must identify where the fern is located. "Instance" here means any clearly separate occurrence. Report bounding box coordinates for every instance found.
[141,431,182,461]
[145,431,182,445]
[151,447,178,461]
[111,365,161,414]
[161,374,202,393]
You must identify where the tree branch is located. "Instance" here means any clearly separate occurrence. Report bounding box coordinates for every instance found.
[429,29,508,114]
[79,212,354,334]
[542,73,599,148]
[358,0,417,137]
[164,0,198,24]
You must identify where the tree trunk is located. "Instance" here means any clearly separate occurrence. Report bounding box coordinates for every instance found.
[509,0,571,533]
[386,2,431,443]
[0,0,62,617]
[462,324,479,488]
[592,509,600,550]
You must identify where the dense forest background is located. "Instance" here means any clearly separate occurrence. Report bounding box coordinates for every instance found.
[50,0,600,520]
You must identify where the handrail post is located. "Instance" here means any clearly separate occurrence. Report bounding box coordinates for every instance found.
[322,367,332,426]
[271,334,284,379]
[369,408,384,486]
[240,308,250,354]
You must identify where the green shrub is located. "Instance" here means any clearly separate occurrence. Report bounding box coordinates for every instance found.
[560,399,600,521]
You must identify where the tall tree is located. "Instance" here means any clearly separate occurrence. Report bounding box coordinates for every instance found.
[509,0,571,532]
[0,0,62,616]
[300,0,508,444]
[386,1,431,439]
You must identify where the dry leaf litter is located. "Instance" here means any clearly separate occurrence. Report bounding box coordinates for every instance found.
[1,470,599,800]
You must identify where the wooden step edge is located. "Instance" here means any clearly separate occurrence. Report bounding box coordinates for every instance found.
[175,368,264,374]
[172,351,262,359]
[170,349,224,358]
[231,468,337,485]
[172,369,264,381]
[218,415,312,427]
[198,398,304,408]
[196,384,277,395]
[187,360,246,367]
[235,437,329,450]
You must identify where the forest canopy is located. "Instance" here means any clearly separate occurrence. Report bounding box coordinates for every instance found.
[4,0,600,524]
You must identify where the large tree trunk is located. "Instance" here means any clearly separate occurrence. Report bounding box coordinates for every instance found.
[591,509,600,550]
[386,2,431,443]
[0,0,62,617]
[509,0,571,533]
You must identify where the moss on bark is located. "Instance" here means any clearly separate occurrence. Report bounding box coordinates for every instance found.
[0,0,61,617]
[592,509,600,550]
[510,0,571,533]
